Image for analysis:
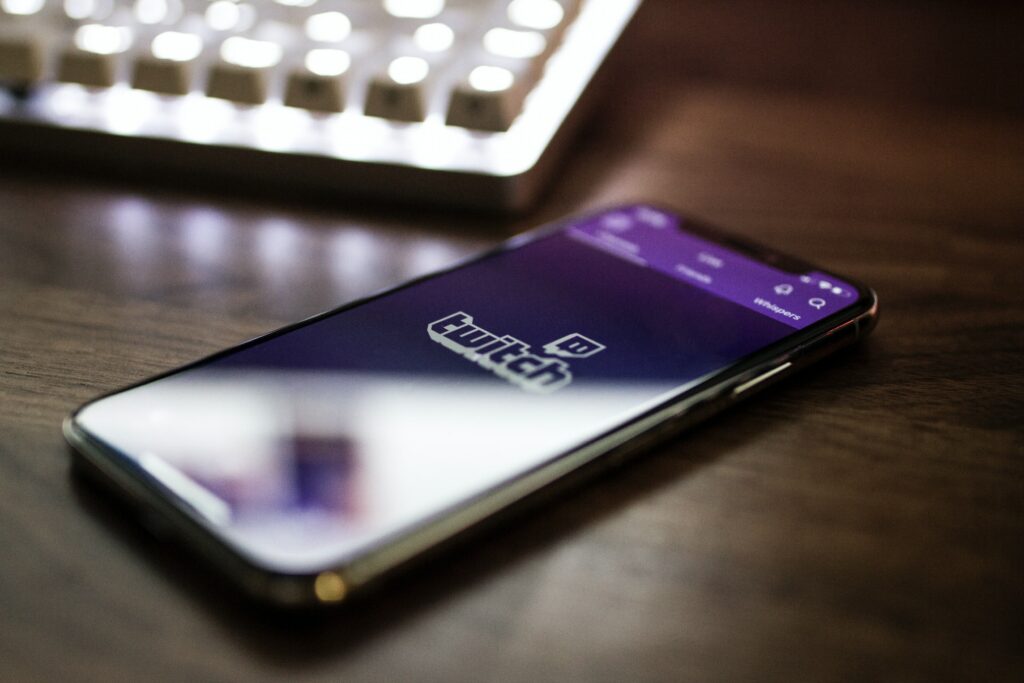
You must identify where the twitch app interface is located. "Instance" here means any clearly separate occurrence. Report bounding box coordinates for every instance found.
[77,205,858,572]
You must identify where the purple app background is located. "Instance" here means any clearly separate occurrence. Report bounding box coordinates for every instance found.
[212,216,789,388]
[211,204,856,388]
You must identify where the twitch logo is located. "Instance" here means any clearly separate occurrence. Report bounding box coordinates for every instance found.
[427,312,605,393]
[544,333,606,359]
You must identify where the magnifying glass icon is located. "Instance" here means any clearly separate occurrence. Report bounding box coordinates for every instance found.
[809,298,826,310]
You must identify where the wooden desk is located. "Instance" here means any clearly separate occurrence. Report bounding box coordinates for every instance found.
[1,2,1022,681]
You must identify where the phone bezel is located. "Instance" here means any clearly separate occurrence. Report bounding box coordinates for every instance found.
[64,204,879,606]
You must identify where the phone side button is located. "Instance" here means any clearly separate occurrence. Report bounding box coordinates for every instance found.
[731,362,793,397]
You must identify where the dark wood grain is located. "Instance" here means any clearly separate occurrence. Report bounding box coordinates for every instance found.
[1,2,1022,681]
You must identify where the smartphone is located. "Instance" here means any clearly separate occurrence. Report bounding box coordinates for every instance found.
[65,204,878,606]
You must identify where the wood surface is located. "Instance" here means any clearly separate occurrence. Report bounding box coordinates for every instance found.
[1,1,1022,681]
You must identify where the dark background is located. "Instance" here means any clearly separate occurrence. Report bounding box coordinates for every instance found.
[1,1,1022,681]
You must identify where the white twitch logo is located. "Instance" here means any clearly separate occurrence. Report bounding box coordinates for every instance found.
[428,312,605,393]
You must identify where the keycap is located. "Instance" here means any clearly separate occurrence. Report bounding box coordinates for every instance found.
[446,65,525,132]
[0,31,44,84]
[206,64,267,105]
[57,25,132,88]
[132,57,189,95]
[57,50,118,87]
[364,57,429,122]
[284,50,351,113]
[285,72,344,113]
[206,37,281,105]
[131,32,202,96]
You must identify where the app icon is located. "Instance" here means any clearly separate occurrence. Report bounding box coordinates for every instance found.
[544,333,606,359]
[774,283,793,295]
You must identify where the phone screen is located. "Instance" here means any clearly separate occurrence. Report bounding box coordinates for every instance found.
[75,205,863,573]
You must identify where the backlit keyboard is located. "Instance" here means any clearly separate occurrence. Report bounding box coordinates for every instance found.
[0,0,641,209]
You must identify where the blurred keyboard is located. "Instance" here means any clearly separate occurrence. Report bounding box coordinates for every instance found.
[0,0,641,210]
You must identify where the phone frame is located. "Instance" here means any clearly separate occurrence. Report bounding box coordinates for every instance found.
[64,204,879,607]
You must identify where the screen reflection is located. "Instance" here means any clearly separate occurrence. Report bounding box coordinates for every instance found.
[79,372,665,571]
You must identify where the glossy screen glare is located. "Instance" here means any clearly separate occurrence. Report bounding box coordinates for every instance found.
[79,373,664,568]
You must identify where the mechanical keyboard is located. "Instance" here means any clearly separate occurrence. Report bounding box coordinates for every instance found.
[0,0,641,210]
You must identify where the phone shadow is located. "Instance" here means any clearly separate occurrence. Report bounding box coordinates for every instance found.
[67,346,867,670]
